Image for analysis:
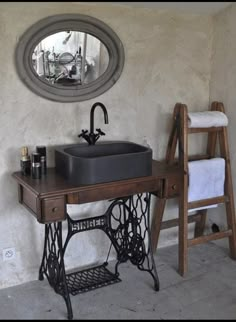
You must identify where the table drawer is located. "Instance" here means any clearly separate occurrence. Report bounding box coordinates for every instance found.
[41,196,66,223]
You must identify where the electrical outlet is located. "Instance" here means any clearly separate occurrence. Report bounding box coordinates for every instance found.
[2,248,16,261]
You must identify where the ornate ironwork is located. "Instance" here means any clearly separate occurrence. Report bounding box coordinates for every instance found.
[39,192,159,320]
[39,222,73,320]
[63,263,121,296]
[105,193,159,291]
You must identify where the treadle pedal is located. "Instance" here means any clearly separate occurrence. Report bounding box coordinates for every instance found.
[61,263,121,296]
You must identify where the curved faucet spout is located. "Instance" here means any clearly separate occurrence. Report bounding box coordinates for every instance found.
[78,102,109,145]
[90,102,109,134]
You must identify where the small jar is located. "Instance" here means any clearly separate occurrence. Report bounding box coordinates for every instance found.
[36,146,47,175]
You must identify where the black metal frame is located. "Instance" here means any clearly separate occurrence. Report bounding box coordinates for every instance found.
[39,193,159,320]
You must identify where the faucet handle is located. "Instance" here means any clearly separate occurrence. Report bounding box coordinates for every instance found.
[78,129,88,138]
[96,128,106,136]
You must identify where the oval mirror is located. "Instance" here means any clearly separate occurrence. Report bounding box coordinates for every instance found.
[15,14,125,102]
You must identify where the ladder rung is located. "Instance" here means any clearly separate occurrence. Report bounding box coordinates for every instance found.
[188,196,228,210]
[170,154,211,164]
[161,213,202,230]
[188,154,210,162]
[188,229,232,247]
[188,127,223,133]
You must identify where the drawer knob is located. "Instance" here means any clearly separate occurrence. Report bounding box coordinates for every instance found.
[172,184,177,190]
[52,207,58,213]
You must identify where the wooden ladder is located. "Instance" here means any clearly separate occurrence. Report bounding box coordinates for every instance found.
[151,101,236,276]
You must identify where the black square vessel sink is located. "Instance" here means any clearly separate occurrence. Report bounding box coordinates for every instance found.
[55,141,152,185]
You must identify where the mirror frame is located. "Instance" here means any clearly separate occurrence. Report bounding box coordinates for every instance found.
[15,14,125,102]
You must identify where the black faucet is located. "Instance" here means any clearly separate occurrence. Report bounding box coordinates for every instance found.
[78,102,109,145]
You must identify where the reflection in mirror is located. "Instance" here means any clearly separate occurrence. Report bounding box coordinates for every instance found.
[32,31,109,86]
[15,14,125,102]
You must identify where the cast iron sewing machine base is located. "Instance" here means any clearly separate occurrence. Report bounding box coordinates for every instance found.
[38,193,159,320]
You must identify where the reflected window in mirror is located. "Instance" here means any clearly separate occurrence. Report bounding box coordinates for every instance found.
[32,31,109,86]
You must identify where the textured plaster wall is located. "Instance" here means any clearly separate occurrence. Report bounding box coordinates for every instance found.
[0,2,212,288]
[209,4,236,230]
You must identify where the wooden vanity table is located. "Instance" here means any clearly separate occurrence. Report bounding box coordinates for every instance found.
[13,160,180,320]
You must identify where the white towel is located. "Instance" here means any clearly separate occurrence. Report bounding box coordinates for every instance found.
[188,111,228,128]
[188,158,225,212]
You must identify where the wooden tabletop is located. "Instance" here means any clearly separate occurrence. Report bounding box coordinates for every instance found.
[13,160,180,201]
[13,160,180,223]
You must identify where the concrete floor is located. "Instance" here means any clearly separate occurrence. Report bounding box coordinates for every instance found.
[1,241,236,320]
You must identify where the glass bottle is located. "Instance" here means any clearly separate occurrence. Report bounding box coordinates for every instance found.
[31,153,41,179]
[20,146,31,176]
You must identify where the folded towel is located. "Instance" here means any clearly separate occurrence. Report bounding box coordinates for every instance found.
[188,111,228,128]
[188,158,225,212]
